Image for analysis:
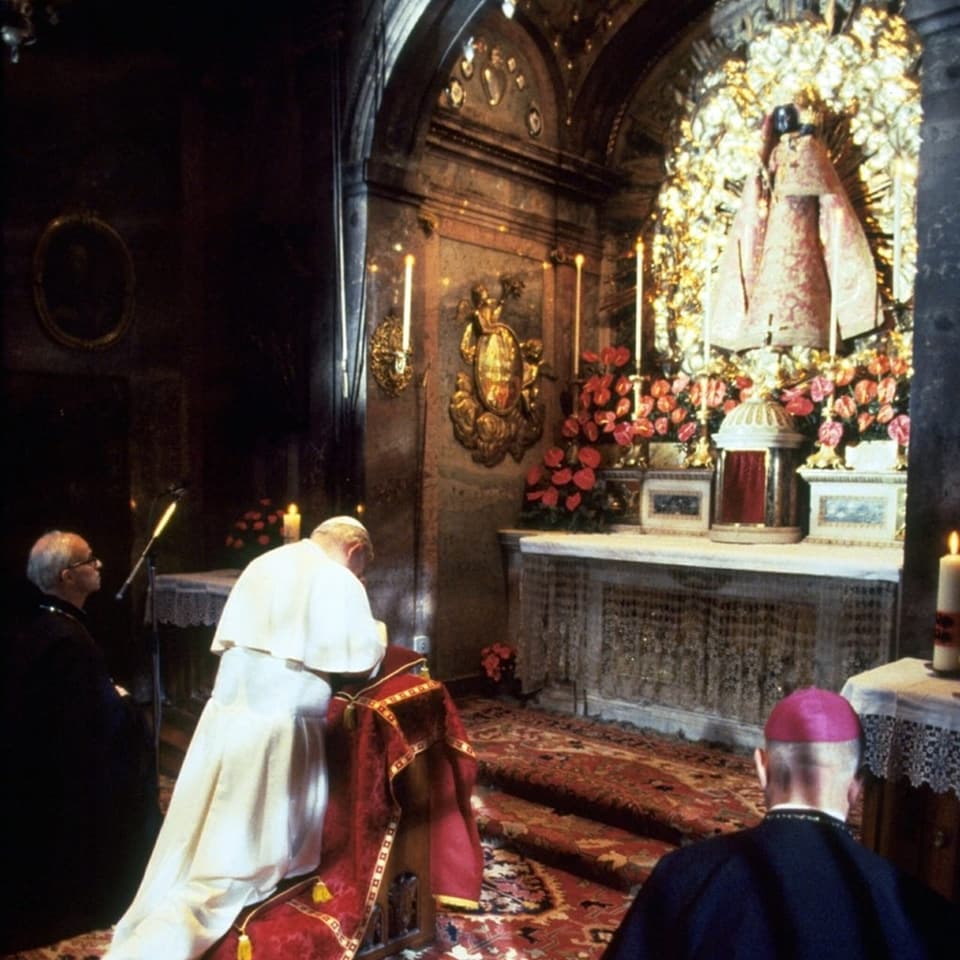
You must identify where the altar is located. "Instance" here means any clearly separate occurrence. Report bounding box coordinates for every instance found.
[502,531,902,747]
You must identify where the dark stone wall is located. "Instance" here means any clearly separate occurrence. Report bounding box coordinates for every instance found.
[902,0,960,656]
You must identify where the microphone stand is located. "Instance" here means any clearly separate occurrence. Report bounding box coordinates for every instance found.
[116,492,183,775]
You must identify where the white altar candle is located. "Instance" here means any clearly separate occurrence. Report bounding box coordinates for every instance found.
[703,267,711,368]
[573,253,584,378]
[635,238,643,373]
[283,503,301,543]
[829,208,840,357]
[401,254,414,352]
[934,530,960,672]
[892,158,903,303]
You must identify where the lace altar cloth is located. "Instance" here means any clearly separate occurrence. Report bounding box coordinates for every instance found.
[842,657,960,799]
[151,569,240,627]
[518,537,900,727]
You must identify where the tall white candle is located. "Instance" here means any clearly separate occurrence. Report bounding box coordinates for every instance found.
[934,530,960,672]
[703,267,711,366]
[635,238,643,373]
[573,253,584,378]
[829,208,840,357]
[401,254,414,352]
[892,159,903,303]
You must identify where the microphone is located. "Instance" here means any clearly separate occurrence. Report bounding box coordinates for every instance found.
[166,481,189,501]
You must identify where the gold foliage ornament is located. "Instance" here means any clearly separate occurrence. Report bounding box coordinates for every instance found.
[448,275,547,466]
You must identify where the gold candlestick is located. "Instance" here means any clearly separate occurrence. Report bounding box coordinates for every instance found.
[685,406,716,468]
[803,395,849,470]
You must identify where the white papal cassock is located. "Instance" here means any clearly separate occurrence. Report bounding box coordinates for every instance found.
[105,539,385,960]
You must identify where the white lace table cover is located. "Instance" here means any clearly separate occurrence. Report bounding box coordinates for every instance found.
[151,569,241,627]
[841,657,960,799]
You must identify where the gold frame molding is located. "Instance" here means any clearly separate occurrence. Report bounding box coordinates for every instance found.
[33,212,135,350]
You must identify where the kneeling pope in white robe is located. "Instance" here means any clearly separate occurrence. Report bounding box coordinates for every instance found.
[105,517,386,960]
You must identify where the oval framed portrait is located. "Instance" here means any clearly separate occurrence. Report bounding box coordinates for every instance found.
[32,212,135,350]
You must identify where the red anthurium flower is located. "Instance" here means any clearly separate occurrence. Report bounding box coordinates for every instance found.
[612,345,631,367]
[735,376,753,391]
[614,396,632,418]
[595,410,618,433]
[565,491,582,512]
[670,407,688,424]
[890,357,909,376]
[834,395,858,419]
[867,354,891,376]
[526,464,544,486]
[593,385,612,406]
[722,398,739,414]
[635,395,655,417]
[672,374,691,395]
[818,420,844,448]
[578,446,602,468]
[543,447,565,468]
[654,417,670,435]
[784,395,815,417]
[834,365,856,387]
[809,376,834,403]
[582,349,600,364]
[582,420,599,442]
[615,375,632,396]
[542,486,559,507]
[877,376,897,404]
[600,345,618,366]
[657,394,678,413]
[876,403,895,424]
[707,378,727,407]
[561,417,581,438]
[857,411,876,433]
[551,467,572,486]
[688,381,702,406]
[634,417,655,438]
[853,380,878,405]
[613,420,635,446]
[650,378,671,398]
[887,414,910,445]
[573,466,596,490]
[677,421,698,443]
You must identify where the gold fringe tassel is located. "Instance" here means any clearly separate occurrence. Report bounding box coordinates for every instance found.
[237,932,253,960]
[312,879,333,903]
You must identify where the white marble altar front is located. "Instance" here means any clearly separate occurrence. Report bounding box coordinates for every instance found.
[502,531,902,748]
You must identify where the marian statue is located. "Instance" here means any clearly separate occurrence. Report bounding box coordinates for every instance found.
[710,101,878,353]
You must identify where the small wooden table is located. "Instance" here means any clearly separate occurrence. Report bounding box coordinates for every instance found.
[841,657,960,903]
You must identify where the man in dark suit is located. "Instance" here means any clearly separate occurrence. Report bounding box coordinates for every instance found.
[0,531,160,952]
[602,687,958,959]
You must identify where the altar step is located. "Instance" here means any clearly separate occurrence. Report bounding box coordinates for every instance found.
[471,784,675,891]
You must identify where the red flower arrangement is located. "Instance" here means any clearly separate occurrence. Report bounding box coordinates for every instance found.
[480,641,516,683]
[779,355,911,450]
[632,373,747,443]
[224,497,284,565]
[522,345,638,529]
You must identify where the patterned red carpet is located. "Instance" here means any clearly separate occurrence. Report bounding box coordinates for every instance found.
[4,695,770,960]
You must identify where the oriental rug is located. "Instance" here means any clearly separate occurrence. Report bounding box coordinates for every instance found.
[0,839,634,960]
[3,693,791,960]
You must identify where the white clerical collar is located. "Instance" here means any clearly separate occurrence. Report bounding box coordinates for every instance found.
[769,801,847,823]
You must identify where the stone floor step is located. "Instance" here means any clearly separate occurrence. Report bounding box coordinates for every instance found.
[472,784,675,892]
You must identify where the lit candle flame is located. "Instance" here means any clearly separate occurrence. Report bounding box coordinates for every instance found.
[950,530,958,556]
